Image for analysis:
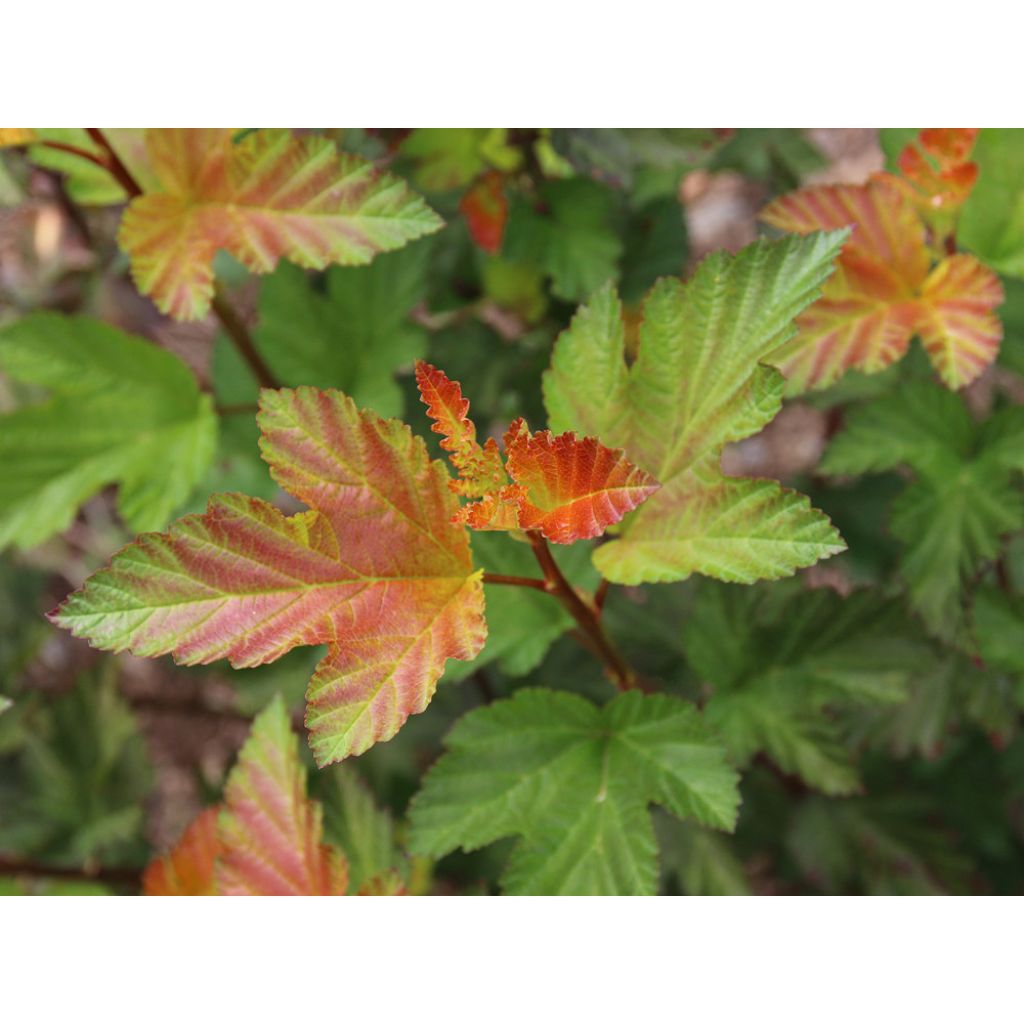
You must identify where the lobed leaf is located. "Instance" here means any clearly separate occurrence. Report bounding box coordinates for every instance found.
[119,129,443,320]
[460,170,509,254]
[408,688,739,895]
[0,314,216,549]
[761,177,1003,391]
[543,234,847,584]
[51,388,486,765]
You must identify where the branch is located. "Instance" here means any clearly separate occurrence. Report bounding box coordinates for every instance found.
[0,856,140,888]
[525,531,639,692]
[482,572,548,591]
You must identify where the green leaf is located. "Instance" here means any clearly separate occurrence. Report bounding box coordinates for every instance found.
[543,233,848,585]
[0,313,216,549]
[400,129,518,191]
[658,819,751,895]
[711,128,826,190]
[960,129,1024,279]
[822,380,1024,635]
[408,688,739,895]
[215,240,431,421]
[503,178,624,302]
[319,766,401,894]
[974,586,1024,673]
[619,195,688,303]
[687,581,919,793]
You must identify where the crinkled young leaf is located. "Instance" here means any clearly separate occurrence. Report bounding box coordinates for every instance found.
[408,688,739,895]
[217,696,349,895]
[0,313,216,549]
[143,807,221,896]
[118,129,442,320]
[502,418,659,544]
[50,388,486,765]
[543,234,847,585]
[686,581,919,794]
[761,178,1003,391]
[415,360,507,498]
[417,363,658,543]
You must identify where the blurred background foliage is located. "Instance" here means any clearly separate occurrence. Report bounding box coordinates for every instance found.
[2,128,1024,894]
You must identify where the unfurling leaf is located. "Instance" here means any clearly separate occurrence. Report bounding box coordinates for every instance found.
[145,698,349,895]
[119,129,443,320]
[761,174,1003,391]
[460,171,509,253]
[544,234,847,584]
[408,689,739,895]
[417,362,659,544]
[51,388,486,766]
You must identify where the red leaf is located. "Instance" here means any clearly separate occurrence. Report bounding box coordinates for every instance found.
[895,128,980,212]
[460,171,509,254]
[143,807,221,896]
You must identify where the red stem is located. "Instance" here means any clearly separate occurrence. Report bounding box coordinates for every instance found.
[525,531,638,692]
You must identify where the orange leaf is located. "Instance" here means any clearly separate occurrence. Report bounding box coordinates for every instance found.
[119,129,442,320]
[415,360,507,497]
[0,129,35,147]
[503,418,660,544]
[143,807,221,896]
[895,128,980,213]
[761,177,1003,391]
[460,170,509,254]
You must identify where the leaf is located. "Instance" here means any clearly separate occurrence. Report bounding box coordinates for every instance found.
[686,581,919,793]
[503,178,624,301]
[895,128,980,213]
[822,380,1024,635]
[959,129,1024,279]
[543,234,847,585]
[216,696,349,895]
[501,418,659,544]
[216,240,432,420]
[143,807,220,896]
[320,766,401,894]
[0,313,216,549]
[761,178,1003,390]
[415,360,508,498]
[408,688,739,895]
[460,171,508,254]
[416,363,658,543]
[658,820,751,896]
[118,129,442,320]
[50,387,487,766]
[400,129,519,191]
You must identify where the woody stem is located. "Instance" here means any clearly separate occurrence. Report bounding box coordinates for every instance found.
[524,531,638,692]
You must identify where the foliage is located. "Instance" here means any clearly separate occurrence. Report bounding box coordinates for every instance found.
[2,127,1024,896]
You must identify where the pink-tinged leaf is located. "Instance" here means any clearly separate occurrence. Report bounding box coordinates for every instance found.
[216,697,349,896]
[762,177,1003,391]
[916,253,1003,388]
[460,170,509,254]
[503,418,660,544]
[119,129,442,320]
[143,807,221,896]
[415,361,507,497]
[51,387,486,766]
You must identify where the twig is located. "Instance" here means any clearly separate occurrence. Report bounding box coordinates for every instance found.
[525,531,638,692]
[482,572,548,591]
[0,857,140,888]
